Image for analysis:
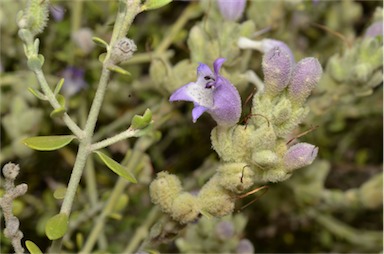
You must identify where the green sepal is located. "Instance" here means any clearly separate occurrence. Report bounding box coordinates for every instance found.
[131,108,152,129]
[45,213,69,240]
[34,38,40,53]
[94,151,137,183]
[23,135,76,151]
[107,64,131,76]
[50,107,66,118]
[54,78,65,95]
[56,94,66,107]
[142,0,172,11]
[92,36,109,49]
[28,87,47,100]
[25,240,43,254]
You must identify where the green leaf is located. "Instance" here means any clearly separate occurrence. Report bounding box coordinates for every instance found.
[98,53,107,63]
[50,107,66,118]
[94,151,137,183]
[131,108,152,129]
[45,213,68,240]
[28,87,47,100]
[53,186,67,200]
[107,64,131,76]
[142,0,172,11]
[23,135,76,151]
[56,94,66,108]
[92,36,109,48]
[54,78,65,95]
[25,240,43,254]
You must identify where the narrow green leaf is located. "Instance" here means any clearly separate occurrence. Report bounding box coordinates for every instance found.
[92,36,109,48]
[45,213,68,240]
[50,107,66,118]
[107,64,131,76]
[142,0,172,11]
[54,78,65,95]
[28,87,47,101]
[94,151,137,183]
[23,135,75,151]
[25,240,43,254]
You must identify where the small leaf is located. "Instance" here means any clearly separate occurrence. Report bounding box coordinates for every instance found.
[25,240,43,254]
[50,107,66,118]
[98,53,107,63]
[23,135,76,151]
[53,186,67,200]
[107,64,131,76]
[92,36,109,48]
[94,151,137,183]
[142,0,172,11]
[45,213,68,240]
[76,233,84,249]
[131,109,152,129]
[56,94,66,108]
[28,87,47,100]
[54,78,65,95]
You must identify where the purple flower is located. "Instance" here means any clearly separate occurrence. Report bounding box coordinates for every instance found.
[50,5,65,22]
[236,239,254,254]
[288,57,322,104]
[283,142,318,172]
[217,0,246,21]
[170,58,242,127]
[216,221,235,240]
[60,67,87,96]
[262,46,294,95]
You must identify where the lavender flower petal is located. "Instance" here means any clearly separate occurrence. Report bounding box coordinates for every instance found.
[284,142,319,172]
[217,0,246,21]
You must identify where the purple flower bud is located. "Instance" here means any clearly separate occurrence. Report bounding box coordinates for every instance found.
[262,46,294,95]
[283,142,318,172]
[364,21,383,38]
[236,239,254,254]
[288,57,322,104]
[170,58,241,127]
[216,221,235,240]
[61,67,87,96]
[217,0,246,21]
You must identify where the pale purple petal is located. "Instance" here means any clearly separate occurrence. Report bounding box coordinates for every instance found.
[169,82,196,102]
[236,239,254,254]
[213,58,226,76]
[197,63,214,78]
[217,0,246,21]
[261,39,295,64]
[284,142,319,172]
[192,105,208,122]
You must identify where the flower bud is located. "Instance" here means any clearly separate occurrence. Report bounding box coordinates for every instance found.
[149,172,183,213]
[18,0,50,37]
[288,57,322,105]
[110,37,137,64]
[216,221,235,240]
[364,21,383,38]
[262,46,294,95]
[236,239,254,254]
[171,192,200,224]
[2,163,20,180]
[217,0,246,21]
[283,142,318,172]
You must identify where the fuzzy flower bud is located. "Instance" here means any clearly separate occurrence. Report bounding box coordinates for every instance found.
[17,0,50,37]
[110,37,137,64]
[288,57,322,105]
[283,142,318,172]
[262,46,294,95]
[149,172,183,214]
[217,0,246,21]
[171,193,200,224]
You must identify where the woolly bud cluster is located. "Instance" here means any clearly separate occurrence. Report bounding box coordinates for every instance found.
[110,37,137,64]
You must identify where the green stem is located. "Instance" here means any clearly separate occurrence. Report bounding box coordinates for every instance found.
[123,207,160,253]
[80,142,145,253]
[34,69,84,138]
[90,127,140,151]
